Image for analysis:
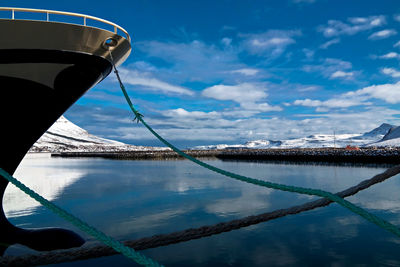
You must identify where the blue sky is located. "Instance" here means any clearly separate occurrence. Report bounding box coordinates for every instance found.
[4,0,400,148]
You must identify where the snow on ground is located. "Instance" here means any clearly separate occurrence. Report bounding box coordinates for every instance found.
[29,116,169,153]
[369,137,400,147]
[193,123,400,150]
[30,118,400,153]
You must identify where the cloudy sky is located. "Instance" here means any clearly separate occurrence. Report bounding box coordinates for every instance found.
[4,0,400,148]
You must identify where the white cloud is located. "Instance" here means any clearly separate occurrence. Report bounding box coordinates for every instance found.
[293,81,400,115]
[293,98,366,109]
[330,70,354,79]
[230,68,259,76]
[294,81,400,112]
[347,81,400,104]
[394,14,400,22]
[220,109,266,118]
[221,37,232,46]
[348,17,368,24]
[381,68,400,78]
[318,15,386,37]
[303,58,351,71]
[203,83,267,103]
[303,58,356,80]
[155,107,399,142]
[395,40,400,47]
[368,29,397,40]
[202,83,281,112]
[240,30,300,58]
[379,52,400,59]
[241,102,282,112]
[320,38,340,49]
[253,38,290,47]
[129,61,158,72]
[163,108,220,120]
[297,85,321,92]
[137,40,242,84]
[293,99,321,107]
[135,39,271,85]
[119,68,194,96]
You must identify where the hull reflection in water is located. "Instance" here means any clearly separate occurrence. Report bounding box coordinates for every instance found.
[4,156,400,266]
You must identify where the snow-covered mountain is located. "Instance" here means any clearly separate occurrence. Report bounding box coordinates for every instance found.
[193,123,400,150]
[372,125,400,148]
[29,116,167,153]
[381,126,400,141]
[30,118,400,152]
[361,123,393,138]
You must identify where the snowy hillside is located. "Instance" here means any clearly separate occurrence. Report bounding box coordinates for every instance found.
[361,123,393,138]
[29,116,167,153]
[381,126,400,141]
[30,118,400,152]
[369,125,400,148]
[193,123,400,150]
[373,137,400,147]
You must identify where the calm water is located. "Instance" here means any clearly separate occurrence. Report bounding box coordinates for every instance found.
[3,154,400,266]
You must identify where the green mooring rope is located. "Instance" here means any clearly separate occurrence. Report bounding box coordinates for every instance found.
[0,168,162,267]
[112,61,400,239]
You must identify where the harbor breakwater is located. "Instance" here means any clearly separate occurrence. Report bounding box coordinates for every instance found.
[52,147,400,164]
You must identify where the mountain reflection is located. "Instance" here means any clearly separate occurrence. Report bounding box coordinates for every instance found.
[3,153,86,218]
[1,153,87,255]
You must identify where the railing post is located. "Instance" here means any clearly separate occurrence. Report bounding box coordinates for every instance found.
[11,9,14,19]
[47,12,49,22]
[84,16,86,26]
[114,25,117,33]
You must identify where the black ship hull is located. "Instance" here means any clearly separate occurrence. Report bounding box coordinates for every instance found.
[0,49,111,252]
[0,10,131,254]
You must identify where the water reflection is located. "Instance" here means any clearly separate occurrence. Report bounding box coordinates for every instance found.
[3,156,400,266]
[4,153,87,218]
[0,154,88,256]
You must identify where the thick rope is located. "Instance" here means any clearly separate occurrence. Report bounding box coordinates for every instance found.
[0,168,162,267]
[109,53,400,239]
[2,165,399,266]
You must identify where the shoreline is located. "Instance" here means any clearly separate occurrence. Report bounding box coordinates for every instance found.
[51,147,400,164]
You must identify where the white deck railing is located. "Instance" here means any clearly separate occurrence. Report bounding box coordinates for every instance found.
[0,7,131,42]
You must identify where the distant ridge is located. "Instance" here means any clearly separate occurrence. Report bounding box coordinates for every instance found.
[193,123,400,150]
